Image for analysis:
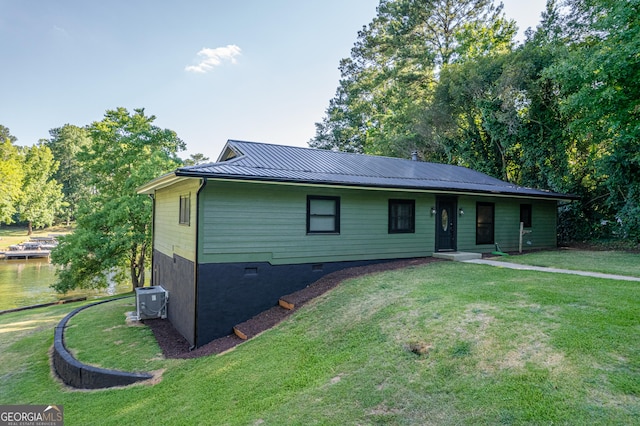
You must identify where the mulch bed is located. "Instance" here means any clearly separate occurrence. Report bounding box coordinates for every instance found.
[144,257,441,359]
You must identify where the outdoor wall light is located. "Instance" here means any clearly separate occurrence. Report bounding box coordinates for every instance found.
[459,208,465,216]
[431,207,436,216]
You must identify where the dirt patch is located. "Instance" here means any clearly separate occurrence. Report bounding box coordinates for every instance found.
[144,257,441,359]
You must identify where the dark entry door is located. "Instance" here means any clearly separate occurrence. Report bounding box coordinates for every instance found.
[436,197,457,251]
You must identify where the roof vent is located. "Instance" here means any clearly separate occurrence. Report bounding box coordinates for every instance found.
[411,151,419,161]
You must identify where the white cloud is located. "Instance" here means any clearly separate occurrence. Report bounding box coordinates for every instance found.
[185,44,242,73]
[52,25,71,39]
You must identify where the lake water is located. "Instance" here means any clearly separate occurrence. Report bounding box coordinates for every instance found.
[0,258,131,311]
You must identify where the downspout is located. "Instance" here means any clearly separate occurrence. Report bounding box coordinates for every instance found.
[191,177,207,350]
[148,194,156,286]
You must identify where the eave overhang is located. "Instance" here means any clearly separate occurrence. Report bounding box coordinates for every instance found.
[136,172,191,195]
[174,170,579,202]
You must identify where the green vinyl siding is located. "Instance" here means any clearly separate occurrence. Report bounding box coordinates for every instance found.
[197,182,559,263]
[457,196,557,252]
[199,181,436,265]
[154,179,199,261]
[159,180,562,265]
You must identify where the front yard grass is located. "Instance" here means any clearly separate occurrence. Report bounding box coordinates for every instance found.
[494,249,640,277]
[0,253,638,425]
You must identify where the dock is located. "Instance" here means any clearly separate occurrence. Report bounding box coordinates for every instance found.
[0,249,51,260]
[0,234,60,260]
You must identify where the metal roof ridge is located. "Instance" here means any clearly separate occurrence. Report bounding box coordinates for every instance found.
[225,139,490,175]
[183,139,480,176]
[227,139,436,164]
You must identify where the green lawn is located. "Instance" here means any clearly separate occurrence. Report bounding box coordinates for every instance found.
[1,253,638,425]
[493,249,640,277]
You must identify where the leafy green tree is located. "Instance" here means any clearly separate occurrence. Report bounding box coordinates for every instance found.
[550,0,640,241]
[310,0,513,160]
[45,124,93,225]
[0,134,24,224]
[509,2,571,192]
[183,153,210,166]
[433,52,515,179]
[16,144,64,234]
[390,0,507,66]
[51,108,185,293]
[430,2,573,186]
[0,125,17,144]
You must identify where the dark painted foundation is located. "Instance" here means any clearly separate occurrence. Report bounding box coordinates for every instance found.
[194,258,391,347]
[153,250,196,346]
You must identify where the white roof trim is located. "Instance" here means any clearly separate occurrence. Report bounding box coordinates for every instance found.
[136,173,191,195]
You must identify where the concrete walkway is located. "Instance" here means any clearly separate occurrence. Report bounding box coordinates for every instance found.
[463,258,640,282]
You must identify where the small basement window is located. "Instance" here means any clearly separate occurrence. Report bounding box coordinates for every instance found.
[179,194,190,226]
[388,199,415,233]
[307,196,340,234]
[520,204,532,228]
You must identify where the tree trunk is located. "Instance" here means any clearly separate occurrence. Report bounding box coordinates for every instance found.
[27,221,33,236]
[130,243,147,291]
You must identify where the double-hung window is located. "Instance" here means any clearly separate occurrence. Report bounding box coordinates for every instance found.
[307,196,340,234]
[476,202,495,244]
[388,199,415,233]
[179,194,190,226]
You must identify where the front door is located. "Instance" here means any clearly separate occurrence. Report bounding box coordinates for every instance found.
[435,197,457,251]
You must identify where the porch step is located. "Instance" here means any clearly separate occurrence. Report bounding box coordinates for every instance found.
[233,326,249,340]
[432,252,482,262]
[233,305,291,340]
[233,283,338,340]
[278,298,295,310]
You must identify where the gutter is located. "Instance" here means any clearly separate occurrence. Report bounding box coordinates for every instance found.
[148,194,155,286]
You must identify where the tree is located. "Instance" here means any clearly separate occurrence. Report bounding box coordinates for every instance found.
[429,3,573,185]
[0,134,24,224]
[432,53,517,179]
[45,124,93,225]
[390,0,506,66]
[16,144,64,234]
[310,0,513,160]
[550,0,640,241]
[0,125,17,144]
[51,108,185,293]
[183,153,210,166]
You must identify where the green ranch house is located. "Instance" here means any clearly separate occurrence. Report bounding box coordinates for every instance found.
[137,140,577,348]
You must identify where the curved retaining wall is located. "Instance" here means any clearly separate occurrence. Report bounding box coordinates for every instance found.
[52,296,154,389]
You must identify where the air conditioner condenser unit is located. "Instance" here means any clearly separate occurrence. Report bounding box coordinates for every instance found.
[134,286,168,320]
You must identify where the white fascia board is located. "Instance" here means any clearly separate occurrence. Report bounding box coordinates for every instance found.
[136,173,191,195]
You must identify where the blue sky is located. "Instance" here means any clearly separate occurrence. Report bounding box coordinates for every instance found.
[1,0,547,159]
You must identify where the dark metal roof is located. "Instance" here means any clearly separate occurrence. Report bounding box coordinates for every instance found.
[176,140,576,200]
